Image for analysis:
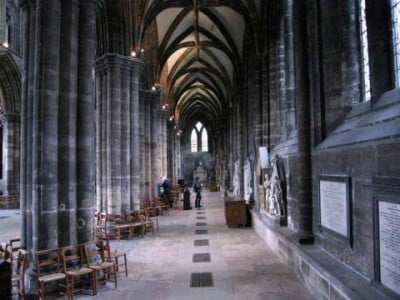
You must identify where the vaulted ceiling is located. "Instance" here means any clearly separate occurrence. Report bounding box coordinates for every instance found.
[140,0,260,133]
[96,0,261,133]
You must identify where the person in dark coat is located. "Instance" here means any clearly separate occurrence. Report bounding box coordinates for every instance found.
[162,177,173,208]
[193,177,202,208]
[183,187,192,210]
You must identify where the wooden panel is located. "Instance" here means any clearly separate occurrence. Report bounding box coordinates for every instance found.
[224,198,247,226]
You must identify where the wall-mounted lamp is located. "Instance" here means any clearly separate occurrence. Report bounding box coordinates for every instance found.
[2,41,9,48]
[141,48,145,53]
[169,116,175,122]
[130,50,137,57]
[162,103,169,110]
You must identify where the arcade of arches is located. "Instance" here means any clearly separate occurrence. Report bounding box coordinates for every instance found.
[0,0,400,299]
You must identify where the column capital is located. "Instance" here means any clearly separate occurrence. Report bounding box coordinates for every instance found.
[3,112,20,123]
[154,109,169,118]
[94,53,144,74]
[18,0,35,9]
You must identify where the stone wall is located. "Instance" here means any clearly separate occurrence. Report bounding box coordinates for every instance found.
[243,1,400,299]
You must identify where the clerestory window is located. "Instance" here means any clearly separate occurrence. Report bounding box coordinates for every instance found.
[359,0,371,101]
[391,0,400,87]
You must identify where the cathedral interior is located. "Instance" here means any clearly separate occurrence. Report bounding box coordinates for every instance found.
[0,0,399,299]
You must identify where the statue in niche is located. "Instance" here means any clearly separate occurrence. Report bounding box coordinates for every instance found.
[243,159,253,203]
[193,160,207,183]
[233,160,240,196]
[263,155,286,218]
[223,165,230,196]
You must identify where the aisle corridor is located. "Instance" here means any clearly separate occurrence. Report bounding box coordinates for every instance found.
[84,192,312,300]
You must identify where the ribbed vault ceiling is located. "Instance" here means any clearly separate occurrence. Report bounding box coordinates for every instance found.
[141,0,256,132]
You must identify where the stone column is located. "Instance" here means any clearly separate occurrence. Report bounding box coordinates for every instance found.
[76,0,96,244]
[141,90,153,200]
[0,0,5,43]
[139,90,145,200]
[19,0,97,294]
[129,61,142,210]
[95,53,143,214]
[1,113,20,197]
[161,111,168,178]
[150,92,169,195]
[294,0,314,244]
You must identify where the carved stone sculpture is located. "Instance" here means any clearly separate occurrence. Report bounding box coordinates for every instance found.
[263,157,285,217]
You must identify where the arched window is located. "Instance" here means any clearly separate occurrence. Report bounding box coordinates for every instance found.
[191,129,198,152]
[201,128,208,152]
[190,122,209,153]
[391,0,400,87]
[359,0,371,101]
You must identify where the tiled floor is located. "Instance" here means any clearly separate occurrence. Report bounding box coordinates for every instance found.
[79,191,312,300]
[0,192,312,299]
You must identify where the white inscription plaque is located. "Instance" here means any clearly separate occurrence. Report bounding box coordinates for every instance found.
[320,180,348,237]
[379,201,400,296]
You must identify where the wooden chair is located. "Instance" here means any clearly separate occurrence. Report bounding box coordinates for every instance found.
[145,207,159,231]
[154,197,169,215]
[101,237,128,277]
[125,211,145,238]
[95,212,107,239]
[107,214,126,241]
[12,249,29,298]
[84,240,118,289]
[171,190,180,205]
[0,242,10,260]
[60,244,97,297]
[35,248,71,300]
[139,211,155,235]
[9,238,21,265]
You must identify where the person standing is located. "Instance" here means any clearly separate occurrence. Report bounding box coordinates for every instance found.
[193,177,202,208]
[183,187,192,210]
[162,176,173,208]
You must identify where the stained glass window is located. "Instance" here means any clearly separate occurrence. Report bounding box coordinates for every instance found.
[191,129,198,152]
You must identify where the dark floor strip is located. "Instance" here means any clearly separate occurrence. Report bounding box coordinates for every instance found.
[190,272,214,287]
[193,253,211,263]
[194,239,209,246]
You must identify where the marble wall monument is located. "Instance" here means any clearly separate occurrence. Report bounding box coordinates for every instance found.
[377,199,400,296]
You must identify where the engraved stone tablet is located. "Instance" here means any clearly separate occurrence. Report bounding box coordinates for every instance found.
[320,178,349,237]
[378,201,400,296]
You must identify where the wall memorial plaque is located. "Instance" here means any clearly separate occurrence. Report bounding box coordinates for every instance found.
[375,197,400,296]
[319,176,351,243]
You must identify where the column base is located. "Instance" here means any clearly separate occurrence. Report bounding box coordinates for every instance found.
[297,232,314,245]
